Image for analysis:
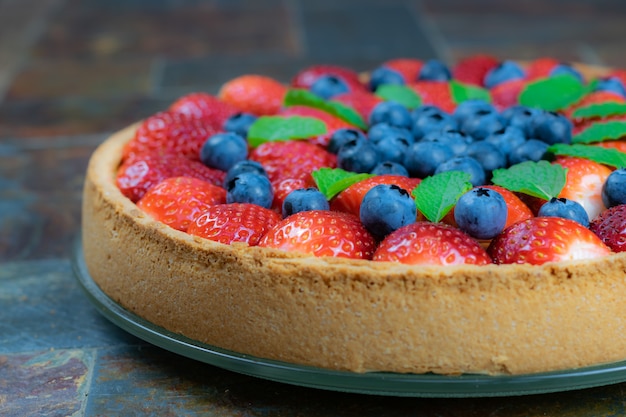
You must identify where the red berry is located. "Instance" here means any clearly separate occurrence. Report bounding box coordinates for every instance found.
[258,210,376,259]
[590,204,626,252]
[291,64,364,91]
[331,90,383,121]
[218,75,287,116]
[409,81,456,113]
[136,176,226,232]
[271,177,315,213]
[452,54,499,86]
[169,92,240,129]
[488,217,611,265]
[490,78,527,110]
[383,58,424,83]
[279,105,356,147]
[373,222,492,266]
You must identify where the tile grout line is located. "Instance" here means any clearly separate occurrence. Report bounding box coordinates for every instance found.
[410,0,454,65]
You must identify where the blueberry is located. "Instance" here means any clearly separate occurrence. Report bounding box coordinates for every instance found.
[434,156,486,187]
[404,141,454,178]
[418,59,452,82]
[327,128,367,154]
[224,160,267,187]
[538,197,590,227]
[226,172,273,209]
[371,161,409,176]
[337,137,380,173]
[602,168,626,208]
[359,184,417,240]
[411,107,458,140]
[483,60,525,89]
[549,64,583,83]
[367,123,413,145]
[282,188,329,217]
[484,126,527,164]
[508,139,549,165]
[421,129,473,156]
[530,110,573,145]
[595,77,626,98]
[465,141,507,177]
[373,133,412,164]
[460,108,505,140]
[369,66,405,91]
[454,187,508,240]
[222,112,257,138]
[501,105,540,138]
[200,132,248,171]
[310,74,350,99]
[453,99,495,126]
[369,101,413,130]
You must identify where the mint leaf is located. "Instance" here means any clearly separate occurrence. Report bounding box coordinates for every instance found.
[247,116,327,148]
[548,143,626,168]
[519,75,589,111]
[491,160,567,200]
[375,84,422,109]
[412,171,472,223]
[572,120,626,144]
[311,168,373,200]
[571,102,626,119]
[450,80,491,104]
[284,89,368,130]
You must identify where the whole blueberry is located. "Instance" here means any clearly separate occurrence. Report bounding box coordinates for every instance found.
[369,66,405,91]
[508,139,549,165]
[483,60,525,89]
[549,64,583,83]
[360,184,417,240]
[434,156,486,187]
[224,160,267,187]
[282,188,330,217]
[595,77,626,98]
[530,110,573,145]
[538,197,590,227]
[337,137,380,173]
[602,168,626,208]
[484,126,527,164]
[460,108,505,140]
[418,59,452,82]
[369,101,413,130]
[453,99,496,126]
[222,112,257,138]
[327,128,367,154]
[371,161,409,176]
[226,172,273,209]
[200,132,248,171]
[501,105,540,138]
[310,74,350,99]
[404,141,454,178]
[367,123,414,145]
[454,187,508,239]
[421,129,473,156]
[411,107,458,140]
[465,141,507,177]
[373,133,412,164]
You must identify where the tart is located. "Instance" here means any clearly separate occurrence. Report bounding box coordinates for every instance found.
[82,57,626,376]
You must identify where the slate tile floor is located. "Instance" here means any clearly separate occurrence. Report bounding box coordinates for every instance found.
[3,0,626,415]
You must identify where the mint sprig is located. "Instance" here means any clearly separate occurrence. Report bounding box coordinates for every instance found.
[548,143,626,168]
[375,84,422,109]
[573,120,626,144]
[412,171,472,223]
[519,75,590,111]
[311,168,373,200]
[247,116,327,148]
[284,89,368,130]
[571,102,626,120]
[450,80,491,104]
[491,160,567,200]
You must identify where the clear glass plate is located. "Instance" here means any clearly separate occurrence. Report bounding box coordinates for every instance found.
[72,238,626,398]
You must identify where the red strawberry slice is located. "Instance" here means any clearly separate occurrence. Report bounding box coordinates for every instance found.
[409,81,456,113]
[168,92,240,129]
[590,204,626,252]
[524,57,560,81]
[373,222,492,266]
[258,210,376,259]
[188,203,281,246]
[136,176,226,232]
[452,54,499,87]
[279,105,356,147]
[383,58,424,83]
[116,153,226,202]
[594,138,626,153]
[490,78,527,110]
[488,217,611,265]
[291,64,365,91]
[218,74,288,116]
[331,90,383,121]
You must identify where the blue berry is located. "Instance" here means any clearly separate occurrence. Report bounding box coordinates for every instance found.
[226,172,273,209]
[411,106,458,140]
[501,105,540,137]
[404,141,454,178]
[369,101,413,130]
[549,64,583,83]
[454,187,507,240]
[434,156,486,187]
[310,75,349,99]
[508,139,549,165]
[222,112,257,138]
[418,59,452,82]
[602,168,626,208]
[200,132,248,171]
[484,126,527,164]
[595,77,626,98]
[530,110,572,145]
[421,129,473,156]
[483,60,525,89]
[453,99,495,126]
[369,66,405,91]
[373,133,412,164]
[371,161,409,176]
[282,188,329,217]
[337,137,380,173]
[460,108,505,140]
[464,141,507,177]
[327,128,367,154]
[367,123,413,145]
[224,160,267,187]
[359,184,416,240]
[538,197,590,227]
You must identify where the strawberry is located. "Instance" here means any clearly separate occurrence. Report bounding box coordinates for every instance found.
[331,90,383,122]
[116,153,226,202]
[490,78,527,110]
[249,140,337,183]
[279,105,356,147]
[594,139,626,153]
[122,111,216,161]
[452,54,499,86]
[291,64,364,91]
[188,203,280,246]
[330,175,421,218]
[258,210,376,259]
[409,81,456,113]
[382,58,424,83]
[373,222,492,266]
[488,217,611,265]
[136,176,226,232]
[481,185,533,228]
[271,177,315,213]
[565,90,626,121]
[524,57,560,81]
[554,156,612,220]
[218,74,288,116]
[589,204,626,252]
[169,92,240,129]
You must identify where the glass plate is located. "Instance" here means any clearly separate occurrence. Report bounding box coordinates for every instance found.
[72,238,626,398]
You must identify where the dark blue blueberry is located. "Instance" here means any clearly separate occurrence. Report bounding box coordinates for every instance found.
[404,141,454,178]
[371,161,409,176]
[200,132,248,171]
[359,184,417,240]
[367,123,413,145]
[484,126,527,164]
[530,110,573,145]
[369,66,405,91]
[453,99,495,126]
[369,101,413,130]
[483,60,525,89]
[337,137,380,173]
[460,108,506,140]
[464,141,507,177]
[373,133,412,164]
[602,168,626,208]
[418,59,452,82]
[508,139,549,165]
[224,160,267,187]
[595,77,626,98]
[421,129,473,156]
[327,128,367,154]
[411,107,458,140]
[282,188,330,217]
[454,187,508,239]
[434,156,486,187]
[226,172,273,209]
[538,197,590,227]
[222,112,257,138]
[310,74,350,99]
[501,105,540,138]
[549,64,583,83]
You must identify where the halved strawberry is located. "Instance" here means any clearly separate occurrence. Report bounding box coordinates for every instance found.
[452,54,499,87]
[169,92,240,129]
[565,90,626,120]
[279,105,356,147]
[188,203,281,246]
[218,74,288,116]
[594,138,626,153]
[136,176,226,232]
[524,57,560,81]
[409,81,456,113]
[258,210,376,259]
[488,217,611,265]
[490,78,527,110]
[373,221,492,266]
[590,204,626,252]
[331,90,383,122]
[383,58,424,83]
[291,64,365,91]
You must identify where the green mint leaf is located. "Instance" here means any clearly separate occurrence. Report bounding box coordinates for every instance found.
[311,168,374,200]
[412,171,472,223]
[571,102,626,120]
[247,116,327,148]
[450,80,491,104]
[572,120,626,144]
[548,143,626,168]
[375,84,422,109]
[284,89,368,130]
[519,75,589,111]
[491,160,567,200]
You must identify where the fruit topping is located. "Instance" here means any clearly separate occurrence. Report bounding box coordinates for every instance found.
[454,187,507,240]
[200,132,248,172]
[589,204,626,252]
[218,74,287,116]
[282,187,329,217]
[359,184,417,240]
